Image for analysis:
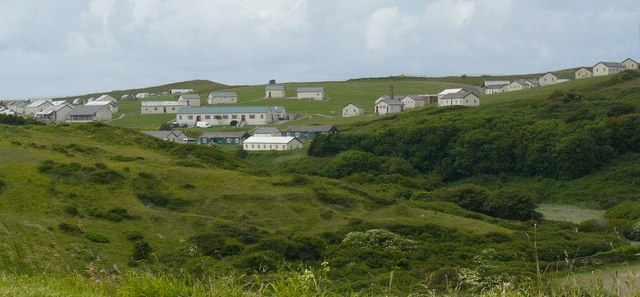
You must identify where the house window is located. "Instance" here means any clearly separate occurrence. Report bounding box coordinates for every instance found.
[232,115,237,119]
[227,139,231,143]
[179,116,183,119]
[188,116,193,120]
[205,115,211,119]
[215,115,222,119]
[249,115,255,119]
[154,108,158,111]
[260,114,264,119]
[171,108,175,111]
[223,115,228,119]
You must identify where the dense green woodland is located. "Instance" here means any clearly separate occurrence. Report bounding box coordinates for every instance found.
[0,71,639,295]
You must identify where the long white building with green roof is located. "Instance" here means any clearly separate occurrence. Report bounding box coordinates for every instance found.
[176,106,278,127]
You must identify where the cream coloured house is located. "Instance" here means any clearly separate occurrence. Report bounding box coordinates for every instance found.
[141,101,188,114]
[374,96,404,115]
[96,94,117,103]
[297,87,325,100]
[438,91,480,107]
[622,58,638,70]
[575,67,592,79]
[484,84,507,94]
[207,92,238,104]
[175,106,278,127]
[243,136,303,151]
[265,85,286,98]
[142,131,188,143]
[24,100,53,116]
[401,95,429,108]
[593,62,626,76]
[342,103,364,117]
[66,105,113,122]
[178,94,201,106]
[85,100,119,113]
[36,103,73,124]
[503,80,529,92]
[538,73,558,87]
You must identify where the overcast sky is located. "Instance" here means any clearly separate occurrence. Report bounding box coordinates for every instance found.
[1,0,639,99]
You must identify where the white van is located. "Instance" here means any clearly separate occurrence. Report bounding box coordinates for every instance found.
[195,121,211,128]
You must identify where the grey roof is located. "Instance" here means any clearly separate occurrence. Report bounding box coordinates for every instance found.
[441,91,475,100]
[179,94,201,100]
[622,58,638,64]
[378,98,404,106]
[255,127,280,134]
[142,131,182,139]
[141,101,188,107]
[265,85,285,91]
[177,106,274,114]
[284,126,336,133]
[596,61,626,68]
[485,84,507,89]
[297,87,325,92]
[201,132,250,138]
[26,100,52,108]
[10,101,31,108]
[208,92,237,97]
[484,80,511,87]
[403,94,425,101]
[345,103,364,108]
[41,104,70,114]
[576,67,592,72]
[67,105,108,116]
[378,95,405,100]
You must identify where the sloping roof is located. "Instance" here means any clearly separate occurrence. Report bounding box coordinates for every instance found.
[201,132,250,138]
[284,126,336,133]
[485,84,507,90]
[345,103,364,108]
[142,131,177,139]
[438,88,464,96]
[67,105,107,116]
[177,106,274,114]
[403,95,425,101]
[441,91,475,100]
[377,98,404,106]
[208,92,237,97]
[622,58,638,64]
[40,104,70,115]
[96,95,117,102]
[255,127,280,134]
[179,94,201,100]
[576,67,592,72]
[10,101,31,108]
[244,136,299,144]
[52,100,69,106]
[141,101,187,107]
[274,106,286,113]
[596,61,626,68]
[26,100,52,108]
[297,87,325,92]
[85,101,117,106]
[265,85,285,91]
[484,80,510,87]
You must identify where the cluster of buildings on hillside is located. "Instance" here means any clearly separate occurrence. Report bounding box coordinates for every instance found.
[482,72,566,95]
[341,88,481,117]
[575,58,638,79]
[142,125,337,151]
[2,95,119,124]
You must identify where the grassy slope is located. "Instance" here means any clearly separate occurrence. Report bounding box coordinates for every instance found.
[0,123,509,271]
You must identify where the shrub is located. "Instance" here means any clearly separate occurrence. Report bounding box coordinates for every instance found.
[236,251,280,272]
[85,232,110,243]
[63,206,80,217]
[428,184,489,213]
[579,219,608,233]
[59,222,83,235]
[88,207,136,222]
[126,231,144,241]
[132,240,152,261]
[313,188,353,208]
[607,103,636,118]
[483,189,541,221]
[189,233,243,258]
[342,229,417,252]
[605,200,640,220]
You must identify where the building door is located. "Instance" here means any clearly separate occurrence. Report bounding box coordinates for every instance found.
[163,107,166,113]
[268,92,272,98]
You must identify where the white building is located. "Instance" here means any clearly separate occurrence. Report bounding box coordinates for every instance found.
[175,106,278,127]
[342,103,364,117]
[484,84,507,94]
[575,67,592,79]
[243,136,303,151]
[66,105,113,122]
[136,93,150,99]
[207,92,238,104]
[24,100,54,116]
[85,100,119,113]
[538,72,559,87]
[593,62,626,77]
[171,89,194,94]
[36,102,73,124]
[297,87,326,100]
[265,85,286,98]
[96,94,117,102]
[401,95,429,108]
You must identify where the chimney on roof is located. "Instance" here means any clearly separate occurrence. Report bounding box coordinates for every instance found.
[269,79,276,84]
[390,85,394,100]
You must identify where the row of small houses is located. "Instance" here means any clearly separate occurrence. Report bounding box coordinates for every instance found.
[575,58,638,79]
[342,88,481,117]
[482,72,565,95]
[4,95,119,123]
[142,125,337,151]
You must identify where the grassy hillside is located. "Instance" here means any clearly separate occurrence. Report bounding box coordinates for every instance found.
[0,122,628,295]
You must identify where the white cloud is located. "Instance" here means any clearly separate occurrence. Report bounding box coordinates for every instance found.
[364,6,418,54]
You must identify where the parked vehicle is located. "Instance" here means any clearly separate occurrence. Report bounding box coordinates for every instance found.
[195,121,211,128]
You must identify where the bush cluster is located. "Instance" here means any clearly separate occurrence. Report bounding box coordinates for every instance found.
[38,161,123,185]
